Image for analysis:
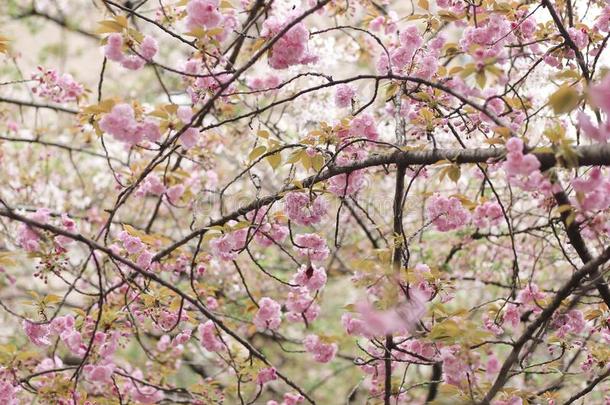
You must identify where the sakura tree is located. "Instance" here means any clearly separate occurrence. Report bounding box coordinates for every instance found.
[2,0,610,403]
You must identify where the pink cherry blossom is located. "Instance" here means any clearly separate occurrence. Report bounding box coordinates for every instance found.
[23,320,51,346]
[285,287,320,323]
[427,195,471,231]
[0,381,16,403]
[253,297,282,331]
[256,367,277,385]
[31,67,84,103]
[328,170,366,196]
[293,233,329,262]
[186,0,222,29]
[578,111,610,142]
[473,201,503,228]
[104,33,157,70]
[83,363,114,384]
[303,334,337,364]
[335,85,355,108]
[284,192,328,226]
[198,320,224,352]
[293,264,327,292]
[261,13,317,70]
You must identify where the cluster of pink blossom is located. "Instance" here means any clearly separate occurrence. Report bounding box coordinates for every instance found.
[23,314,89,356]
[117,230,154,269]
[503,284,547,328]
[137,174,165,197]
[459,13,513,61]
[427,195,471,231]
[513,10,537,40]
[375,25,444,79]
[285,287,320,323]
[17,208,51,252]
[502,138,551,193]
[440,345,474,386]
[293,233,329,262]
[571,167,610,212]
[348,113,379,141]
[396,339,436,364]
[552,309,586,338]
[54,214,78,250]
[185,0,222,29]
[31,66,84,103]
[334,84,355,108]
[368,11,399,35]
[187,71,237,104]
[255,222,289,247]
[53,315,87,356]
[284,192,328,226]
[503,138,537,175]
[342,292,427,338]
[253,297,282,331]
[293,264,327,292]
[578,111,610,142]
[580,212,610,239]
[256,367,277,385]
[479,91,506,124]
[198,320,224,352]
[595,5,610,32]
[209,227,247,261]
[483,314,504,336]
[99,103,161,145]
[377,25,422,73]
[22,320,51,346]
[83,362,114,384]
[303,334,337,363]
[327,171,367,197]
[246,207,289,247]
[261,13,317,70]
[104,33,158,70]
[0,379,17,404]
[185,0,237,42]
[568,27,589,50]
[473,201,503,228]
[578,76,610,142]
[410,263,436,301]
[16,209,77,254]
[248,75,281,92]
[175,105,198,149]
[266,392,304,405]
[125,368,165,403]
[341,312,369,337]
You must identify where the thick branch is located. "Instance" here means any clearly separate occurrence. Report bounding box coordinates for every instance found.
[154,144,610,260]
[0,96,78,114]
[480,246,610,403]
[553,187,610,307]
[0,207,316,404]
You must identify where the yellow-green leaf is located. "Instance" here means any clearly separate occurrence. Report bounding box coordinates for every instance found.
[248,145,267,161]
[266,152,282,170]
[548,84,581,114]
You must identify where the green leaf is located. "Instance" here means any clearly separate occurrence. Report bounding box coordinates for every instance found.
[311,154,325,172]
[475,71,487,88]
[447,165,461,183]
[548,84,581,114]
[248,145,267,161]
[266,152,282,170]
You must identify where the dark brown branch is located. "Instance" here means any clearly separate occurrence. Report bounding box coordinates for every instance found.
[0,206,316,405]
[480,246,610,403]
[0,96,78,114]
[155,143,610,260]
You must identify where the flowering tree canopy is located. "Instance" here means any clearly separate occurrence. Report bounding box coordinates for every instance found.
[3,0,610,404]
